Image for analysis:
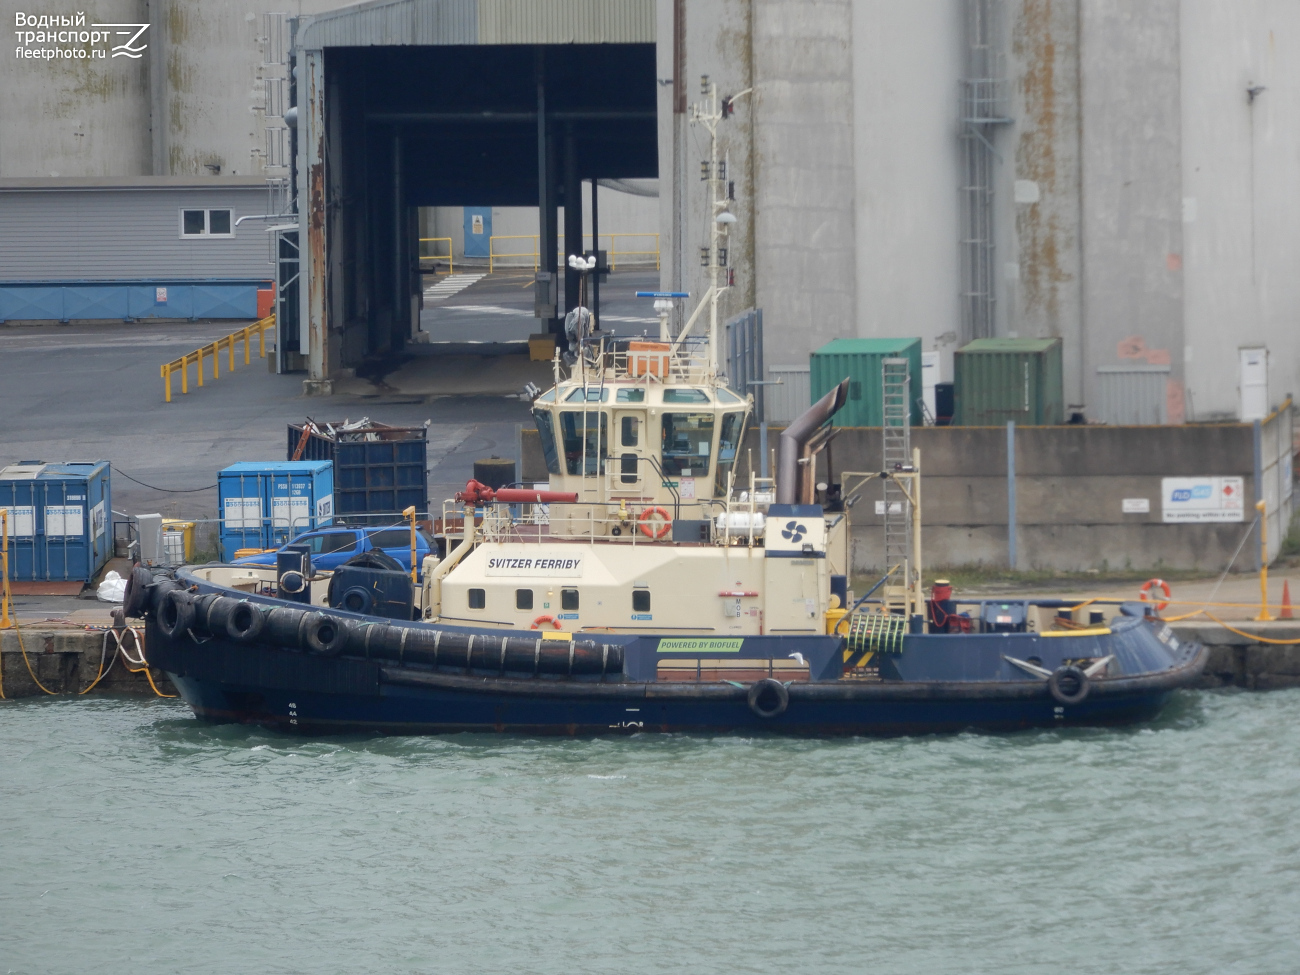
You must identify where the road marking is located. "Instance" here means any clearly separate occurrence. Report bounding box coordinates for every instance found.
[423,273,486,301]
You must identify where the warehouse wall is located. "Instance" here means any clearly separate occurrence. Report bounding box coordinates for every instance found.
[1180,1,1300,422]
[0,181,271,280]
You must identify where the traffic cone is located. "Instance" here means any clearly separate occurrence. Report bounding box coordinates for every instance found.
[1282,580,1294,620]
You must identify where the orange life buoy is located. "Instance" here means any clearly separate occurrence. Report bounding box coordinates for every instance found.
[530,615,562,630]
[638,506,672,539]
[1138,577,1172,612]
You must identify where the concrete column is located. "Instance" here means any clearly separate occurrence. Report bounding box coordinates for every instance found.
[1009,0,1084,407]
[302,48,331,393]
[1078,1,1184,422]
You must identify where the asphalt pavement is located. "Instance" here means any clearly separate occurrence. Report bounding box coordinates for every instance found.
[0,270,660,549]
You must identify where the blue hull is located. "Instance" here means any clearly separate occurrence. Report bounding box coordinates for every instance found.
[167,670,1179,736]
[141,572,1207,737]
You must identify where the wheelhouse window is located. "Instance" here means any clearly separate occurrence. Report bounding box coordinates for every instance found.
[616,388,645,403]
[468,588,486,609]
[559,411,607,475]
[533,409,561,475]
[632,589,651,612]
[664,388,710,404]
[516,589,533,610]
[565,387,609,403]
[561,589,579,611]
[714,412,747,496]
[180,208,235,238]
[661,412,714,476]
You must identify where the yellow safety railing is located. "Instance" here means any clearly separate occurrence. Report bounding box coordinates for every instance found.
[160,314,276,403]
[489,234,542,273]
[487,233,661,273]
[418,237,454,275]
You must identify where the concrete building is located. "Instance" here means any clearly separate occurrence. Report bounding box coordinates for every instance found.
[3,0,1298,423]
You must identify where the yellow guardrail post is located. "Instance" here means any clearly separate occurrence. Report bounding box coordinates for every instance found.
[161,314,275,403]
[418,237,454,275]
[1,507,13,632]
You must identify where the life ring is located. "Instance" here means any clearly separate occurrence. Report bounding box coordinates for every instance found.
[639,506,672,539]
[1048,665,1090,705]
[530,615,563,630]
[1138,577,1172,612]
[747,678,789,718]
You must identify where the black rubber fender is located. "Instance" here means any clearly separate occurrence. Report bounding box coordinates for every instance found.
[303,612,350,656]
[121,565,154,618]
[147,578,183,616]
[1048,665,1090,705]
[226,600,266,643]
[157,589,195,639]
[747,678,789,718]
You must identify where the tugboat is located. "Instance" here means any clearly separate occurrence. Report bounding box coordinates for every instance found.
[129,80,1205,735]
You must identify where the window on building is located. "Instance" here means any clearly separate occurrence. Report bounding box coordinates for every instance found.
[516,589,533,610]
[468,588,485,609]
[632,589,651,612]
[561,589,579,611]
[180,208,235,238]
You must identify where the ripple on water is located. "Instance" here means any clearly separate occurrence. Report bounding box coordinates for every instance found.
[1,690,1298,975]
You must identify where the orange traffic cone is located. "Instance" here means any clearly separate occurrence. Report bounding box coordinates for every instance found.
[1282,580,1294,620]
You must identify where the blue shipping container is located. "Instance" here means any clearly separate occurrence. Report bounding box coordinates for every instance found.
[218,461,333,561]
[0,461,112,582]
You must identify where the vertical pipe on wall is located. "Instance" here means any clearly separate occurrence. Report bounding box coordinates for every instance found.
[1253,418,1264,572]
[302,48,328,387]
[590,179,600,330]
[563,126,581,315]
[1006,420,1017,569]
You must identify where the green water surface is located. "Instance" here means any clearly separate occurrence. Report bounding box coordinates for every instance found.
[2,690,1298,974]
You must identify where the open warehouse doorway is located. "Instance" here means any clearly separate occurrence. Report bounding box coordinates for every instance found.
[292,2,658,390]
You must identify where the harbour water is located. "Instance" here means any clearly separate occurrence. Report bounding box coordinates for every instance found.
[3,690,1299,975]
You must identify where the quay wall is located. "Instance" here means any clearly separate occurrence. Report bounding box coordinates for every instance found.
[0,629,176,700]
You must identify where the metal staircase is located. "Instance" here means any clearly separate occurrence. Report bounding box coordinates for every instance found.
[881,358,911,613]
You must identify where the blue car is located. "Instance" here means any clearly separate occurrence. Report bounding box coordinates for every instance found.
[233,525,437,579]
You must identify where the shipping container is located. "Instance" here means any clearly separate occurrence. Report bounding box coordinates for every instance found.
[809,338,923,426]
[0,461,111,582]
[218,461,333,561]
[953,337,1064,426]
[287,421,428,523]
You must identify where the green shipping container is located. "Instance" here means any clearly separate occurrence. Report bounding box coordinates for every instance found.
[953,337,1064,426]
[809,337,923,427]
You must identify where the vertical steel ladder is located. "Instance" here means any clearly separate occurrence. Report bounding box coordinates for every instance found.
[881,358,912,613]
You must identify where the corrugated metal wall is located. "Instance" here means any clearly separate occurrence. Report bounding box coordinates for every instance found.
[1095,365,1170,425]
[296,0,653,48]
[765,365,810,423]
[0,185,271,281]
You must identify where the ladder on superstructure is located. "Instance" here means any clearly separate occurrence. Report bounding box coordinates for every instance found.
[881,358,911,614]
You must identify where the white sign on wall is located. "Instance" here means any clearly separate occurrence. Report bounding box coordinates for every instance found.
[1122,498,1150,514]
[1161,477,1244,523]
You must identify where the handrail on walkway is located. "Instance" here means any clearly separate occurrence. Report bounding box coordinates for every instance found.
[160,314,275,403]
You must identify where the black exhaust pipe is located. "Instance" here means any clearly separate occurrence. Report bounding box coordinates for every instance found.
[776,377,850,505]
